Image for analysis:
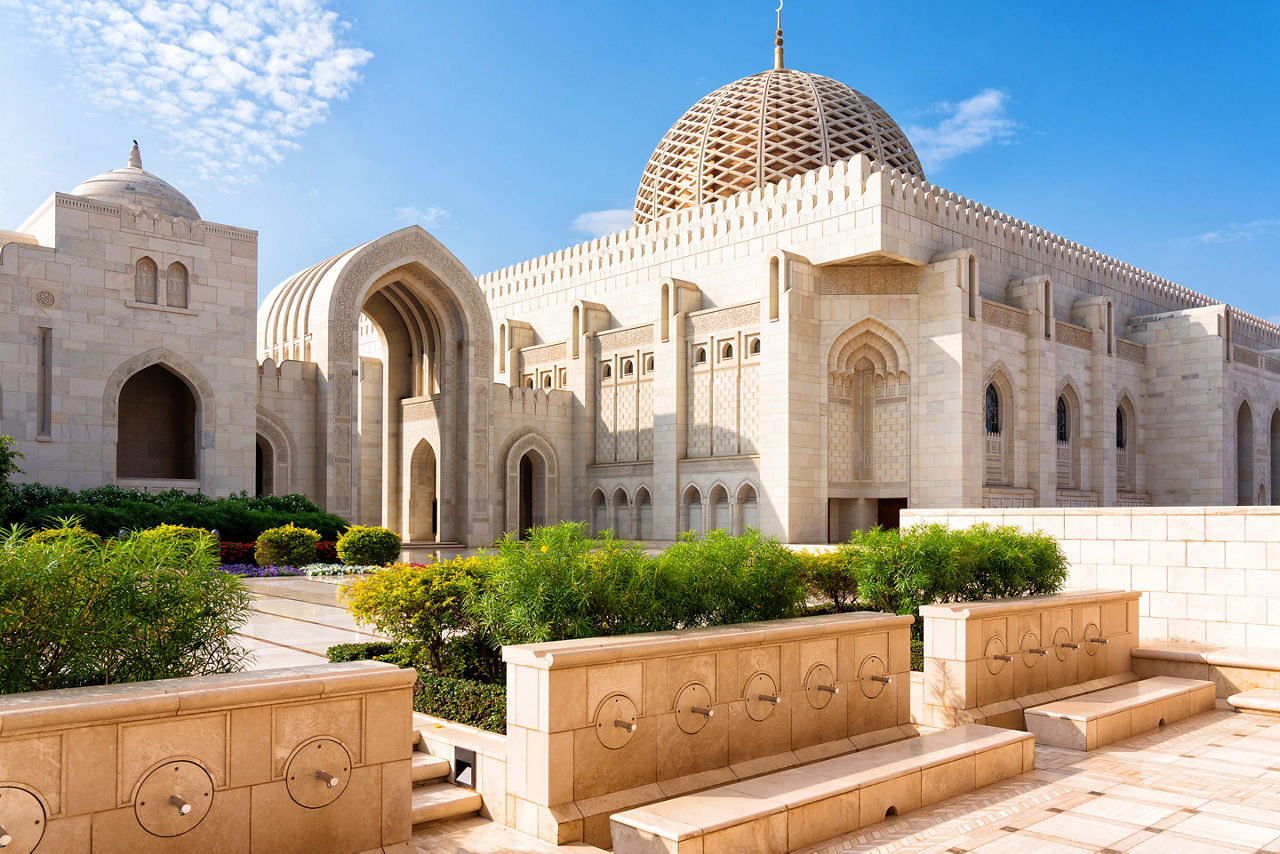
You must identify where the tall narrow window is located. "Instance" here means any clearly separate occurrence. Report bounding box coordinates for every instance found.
[166,262,189,308]
[37,327,52,436]
[1115,407,1126,449]
[967,255,978,319]
[984,384,1001,434]
[135,257,157,303]
[1056,397,1069,442]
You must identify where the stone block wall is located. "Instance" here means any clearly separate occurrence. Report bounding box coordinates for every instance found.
[905,507,1280,648]
[0,661,415,854]
[920,589,1140,728]
[500,611,915,848]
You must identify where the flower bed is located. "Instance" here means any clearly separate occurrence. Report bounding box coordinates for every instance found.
[218,563,304,577]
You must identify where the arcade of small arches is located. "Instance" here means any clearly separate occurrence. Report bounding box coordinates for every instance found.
[585,481,761,540]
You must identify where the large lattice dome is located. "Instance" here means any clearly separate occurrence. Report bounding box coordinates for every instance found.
[634,67,924,226]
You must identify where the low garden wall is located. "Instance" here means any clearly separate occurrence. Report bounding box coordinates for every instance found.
[500,611,916,849]
[920,589,1140,728]
[0,661,415,853]
[904,507,1280,648]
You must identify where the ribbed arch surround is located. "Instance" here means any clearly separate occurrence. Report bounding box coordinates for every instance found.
[634,68,924,225]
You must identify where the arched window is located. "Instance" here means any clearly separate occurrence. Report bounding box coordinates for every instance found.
[524,377,534,389]
[644,355,654,373]
[695,347,707,364]
[721,342,733,360]
[166,262,188,308]
[601,362,613,379]
[622,359,634,376]
[749,337,761,355]
[984,384,1001,435]
[542,374,552,388]
[1115,407,1126,449]
[1238,401,1254,505]
[135,257,157,304]
[1056,396,1069,442]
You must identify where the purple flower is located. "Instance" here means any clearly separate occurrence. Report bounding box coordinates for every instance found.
[218,564,303,577]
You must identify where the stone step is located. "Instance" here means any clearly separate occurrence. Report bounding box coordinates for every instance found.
[410,782,482,826]
[611,724,1033,853]
[1228,688,1280,717]
[412,750,452,784]
[1026,676,1216,751]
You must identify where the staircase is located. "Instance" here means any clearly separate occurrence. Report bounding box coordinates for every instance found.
[410,727,483,827]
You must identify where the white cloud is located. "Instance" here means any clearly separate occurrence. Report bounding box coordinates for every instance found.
[13,0,372,184]
[572,209,633,238]
[395,206,449,228]
[1189,219,1279,245]
[907,89,1016,169]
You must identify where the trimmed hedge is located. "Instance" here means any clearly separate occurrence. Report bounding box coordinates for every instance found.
[255,524,320,568]
[336,525,401,567]
[414,672,506,734]
[5,484,349,541]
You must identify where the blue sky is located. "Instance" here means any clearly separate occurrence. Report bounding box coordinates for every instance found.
[2,1,1277,317]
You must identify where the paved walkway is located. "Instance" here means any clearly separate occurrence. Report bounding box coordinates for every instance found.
[421,708,1280,853]
[236,577,385,669]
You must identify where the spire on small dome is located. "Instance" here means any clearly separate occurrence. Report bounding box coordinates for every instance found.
[128,140,142,169]
[774,0,784,70]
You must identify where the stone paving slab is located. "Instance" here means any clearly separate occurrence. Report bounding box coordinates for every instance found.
[422,710,1280,853]
[235,577,388,671]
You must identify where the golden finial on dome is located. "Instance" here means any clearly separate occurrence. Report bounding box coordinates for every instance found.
[774,0,784,70]
[128,140,142,169]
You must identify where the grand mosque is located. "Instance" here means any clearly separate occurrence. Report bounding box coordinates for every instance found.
[3,27,1277,547]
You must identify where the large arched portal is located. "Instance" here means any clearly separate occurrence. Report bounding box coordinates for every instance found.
[259,227,495,545]
[117,364,197,480]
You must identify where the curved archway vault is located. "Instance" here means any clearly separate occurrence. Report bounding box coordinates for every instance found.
[261,226,496,545]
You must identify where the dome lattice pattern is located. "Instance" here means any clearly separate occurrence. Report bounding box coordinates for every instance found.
[634,69,924,226]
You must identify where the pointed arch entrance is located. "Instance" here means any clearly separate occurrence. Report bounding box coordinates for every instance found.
[502,431,559,537]
[259,226,495,545]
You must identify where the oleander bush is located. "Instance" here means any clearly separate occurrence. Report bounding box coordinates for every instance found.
[5,484,349,541]
[0,524,252,693]
[336,525,402,567]
[798,550,858,612]
[254,523,320,568]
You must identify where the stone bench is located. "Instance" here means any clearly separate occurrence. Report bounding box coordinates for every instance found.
[610,724,1033,853]
[1025,675,1215,751]
[1133,641,1280,698]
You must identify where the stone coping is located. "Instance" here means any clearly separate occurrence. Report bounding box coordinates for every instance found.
[501,612,914,669]
[1023,676,1210,724]
[1227,689,1280,715]
[413,711,507,761]
[919,589,1135,620]
[0,661,415,735]
[1132,641,1280,671]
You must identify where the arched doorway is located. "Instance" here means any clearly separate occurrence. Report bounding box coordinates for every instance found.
[611,487,631,539]
[518,450,549,538]
[736,483,759,534]
[409,440,437,541]
[708,484,730,532]
[256,436,273,496]
[681,485,703,535]
[116,364,197,480]
[1238,401,1254,505]
[1271,410,1280,506]
[634,487,652,541]
[590,489,608,536]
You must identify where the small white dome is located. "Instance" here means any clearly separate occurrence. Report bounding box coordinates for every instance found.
[69,143,201,221]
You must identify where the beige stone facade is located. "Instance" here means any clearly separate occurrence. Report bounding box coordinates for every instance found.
[5,58,1279,545]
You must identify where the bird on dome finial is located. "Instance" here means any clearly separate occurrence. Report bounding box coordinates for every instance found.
[774,0,785,69]
[128,140,142,169]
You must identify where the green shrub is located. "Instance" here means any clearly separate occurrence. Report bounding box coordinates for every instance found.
[654,528,807,629]
[470,524,661,644]
[326,641,399,663]
[798,550,857,612]
[336,525,402,567]
[845,522,1068,628]
[254,523,320,567]
[134,524,217,557]
[342,556,489,673]
[27,517,103,548]
[414,671,506,734]
[0,524,251,692]
[0,436,22,521]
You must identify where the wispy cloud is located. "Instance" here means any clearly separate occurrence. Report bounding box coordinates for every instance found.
[572,209,632,238]
[907,89,1016,169]
[12,0,372,184]
[395,205,449,228]
[1187,219,1279,245]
